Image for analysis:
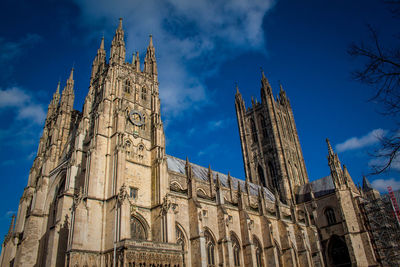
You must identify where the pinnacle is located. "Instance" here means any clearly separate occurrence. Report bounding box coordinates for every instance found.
[100,36,105,50]
[56,81,60,94]
[118,18,123,30]
[326,138,333,154]
[68,68,74,81]
[149,34,153,47]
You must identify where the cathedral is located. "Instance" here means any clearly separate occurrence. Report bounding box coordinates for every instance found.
[1,19,399,267]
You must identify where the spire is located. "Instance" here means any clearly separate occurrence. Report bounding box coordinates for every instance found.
[236,83,240,95]
[100,36,105,50]
[68,68,74,81]
[7,214,15,235]
[326,138,334,156]
[135,51,140,72]
[118,17,123,30]
[144,34,157,76]
[56,81,60,94]
[362,176,373,192]
[61,68,75,111]
[215,173,221,189]
[110,18,126,64]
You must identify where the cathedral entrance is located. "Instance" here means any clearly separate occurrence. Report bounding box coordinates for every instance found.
[327,235,351,267]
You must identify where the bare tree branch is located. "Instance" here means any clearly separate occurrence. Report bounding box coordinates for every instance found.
[349,3,400,174]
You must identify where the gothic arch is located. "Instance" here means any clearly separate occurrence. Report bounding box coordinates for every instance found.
[197,188,208,198]
[258,165,266,188]
[326,235,351,267]
[204,228,217,267]
[130,213,149,240]
[176,223,188,267]
[323,206,337,226]
[253,235,263,267]
[170,181,184,192]
[45,170,67,213]
[250,118,258,143]
[230,231,241,267]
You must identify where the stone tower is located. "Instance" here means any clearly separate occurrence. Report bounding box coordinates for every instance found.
[1,19,182,266]
[235,72,308,202]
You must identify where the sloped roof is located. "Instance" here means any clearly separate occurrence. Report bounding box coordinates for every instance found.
[166,155,275,201]
[296,175,335,203]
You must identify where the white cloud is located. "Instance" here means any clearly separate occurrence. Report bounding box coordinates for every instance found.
[73,0,275,118]
[336,128,386,153]
[0,87,46,125]
[371,178,400,192]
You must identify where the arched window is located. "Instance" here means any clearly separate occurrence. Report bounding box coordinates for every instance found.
[253,236,263,267]
[258,165,266,187]
[51,179,65,225]
[124,80,131,93]
[250,119,258,143]
[141,87,147,101]
[176,226,186,267]
[231,233,241,266]
[325,207,336,225]
[205,230,215,267]
[268,162,279,192]
[259,115,268,140]
[131,216,147,240]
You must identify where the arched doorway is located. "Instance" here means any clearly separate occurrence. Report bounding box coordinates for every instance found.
[327,235,351,267]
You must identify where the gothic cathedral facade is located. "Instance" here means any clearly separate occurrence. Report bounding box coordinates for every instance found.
[0,19,393,267]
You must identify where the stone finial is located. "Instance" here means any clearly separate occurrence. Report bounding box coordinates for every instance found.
[68,68,74,81]
[118,18,123,30]
[100,36,105,50]
[326,138,334,156]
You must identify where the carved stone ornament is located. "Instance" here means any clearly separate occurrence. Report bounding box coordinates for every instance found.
[72,187,84,210]
[160,196,172,215]
[117,183,130,204]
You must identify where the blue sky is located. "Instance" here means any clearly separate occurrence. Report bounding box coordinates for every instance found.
[0,0,399,239]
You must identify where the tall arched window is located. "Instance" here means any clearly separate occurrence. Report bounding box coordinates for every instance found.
[253,236,263,267]
[325,207,336,225]
[205,230,215,267]
[51,179,65,225]
[131,216,147,240]
[258,165,266,187]
[259,114,268,140]
[268,162,279,192]
[124,80,131,93]
[231,233,241,266]
[250,119,258,143]
[141,87,147,101]
[176,226,186,267]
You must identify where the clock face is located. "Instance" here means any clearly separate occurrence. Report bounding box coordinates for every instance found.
[129,110,144,126]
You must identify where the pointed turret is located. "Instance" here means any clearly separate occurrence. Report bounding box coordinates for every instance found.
[326,138,334,157]
[326,138,344,188]
[91,37,106,80]
[279,83,288,105]
[46,82,61,121]
[144,35,157,76]
[60,68,75,111]
[362,176,373,192]
[362,176,381,200]
[135,51,140,72]
[261,69,271,89]
[110,18,126,64]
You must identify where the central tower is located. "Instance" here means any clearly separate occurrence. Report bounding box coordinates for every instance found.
[235,72,308,202]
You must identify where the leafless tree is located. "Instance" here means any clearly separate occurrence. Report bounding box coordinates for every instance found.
[348,1,400,174]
